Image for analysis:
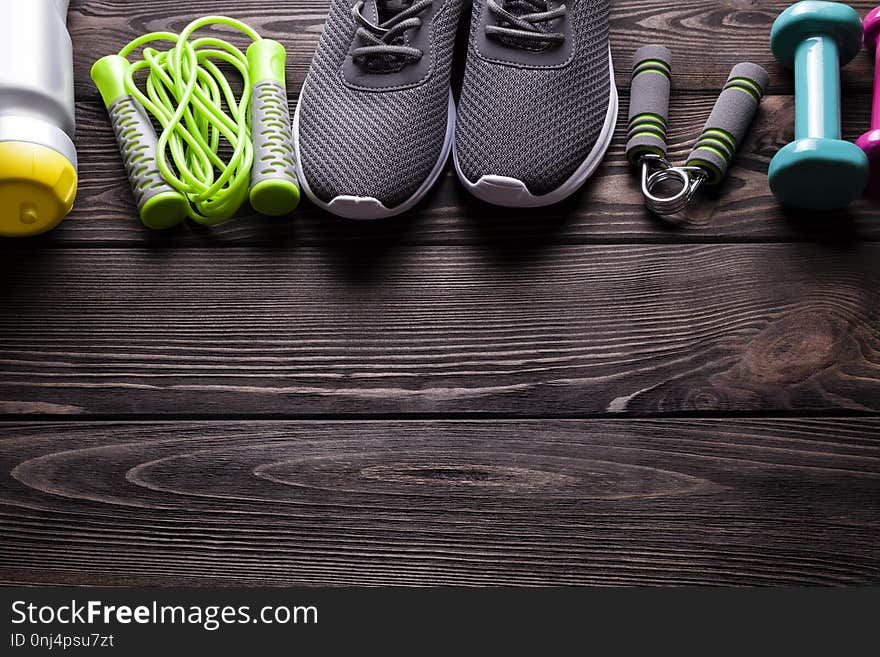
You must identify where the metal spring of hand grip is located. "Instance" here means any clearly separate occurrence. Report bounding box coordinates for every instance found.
[639,154,707,216]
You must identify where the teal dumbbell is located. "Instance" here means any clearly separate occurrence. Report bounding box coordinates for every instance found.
[768,1,868,210]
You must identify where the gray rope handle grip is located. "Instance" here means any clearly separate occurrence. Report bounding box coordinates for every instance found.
[686,62,769,185]
[627,45,673,165]
[92,55,190,230]
[107,96,190,230]
[247,40,301,217]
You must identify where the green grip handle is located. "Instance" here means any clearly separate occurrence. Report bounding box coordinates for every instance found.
[245,40,300,216]
[91,56,189,230]
[247,39,288,87]
[92,55,131,109]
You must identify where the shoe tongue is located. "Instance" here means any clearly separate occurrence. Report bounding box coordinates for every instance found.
[497,0,557,51]
[358,0,416,73]
[378,0,413,22]
[505,0,549,17]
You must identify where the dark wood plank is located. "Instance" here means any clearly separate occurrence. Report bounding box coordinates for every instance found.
[1,418,877,586]
[611,0,877,94]
[69,0,880,99]
[1,244,878,417]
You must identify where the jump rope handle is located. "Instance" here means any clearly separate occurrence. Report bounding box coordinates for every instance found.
[91,56,190,230]
[686,62,770,185]
[626,45,673,165]
[246,40,301,216]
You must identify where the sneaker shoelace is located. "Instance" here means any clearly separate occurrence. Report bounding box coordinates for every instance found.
[351,0,434,71]
[486,0,566,50]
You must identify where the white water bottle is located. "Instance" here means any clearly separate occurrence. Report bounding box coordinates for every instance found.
[0,0,77,237]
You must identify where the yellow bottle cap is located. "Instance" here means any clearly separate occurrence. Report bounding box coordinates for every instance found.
[0,141,77,238]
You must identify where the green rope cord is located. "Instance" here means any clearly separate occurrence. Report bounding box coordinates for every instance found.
[118,17,262,225]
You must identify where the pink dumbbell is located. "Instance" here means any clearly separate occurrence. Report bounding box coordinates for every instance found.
[858,6,880,198]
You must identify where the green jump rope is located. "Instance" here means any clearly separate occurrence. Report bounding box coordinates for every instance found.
[91,17,300,229]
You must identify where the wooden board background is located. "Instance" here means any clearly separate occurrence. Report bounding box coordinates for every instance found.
[0,0,878,587]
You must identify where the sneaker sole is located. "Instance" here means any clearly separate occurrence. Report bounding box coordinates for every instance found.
[293,89,456,220]
[453,50,617,208]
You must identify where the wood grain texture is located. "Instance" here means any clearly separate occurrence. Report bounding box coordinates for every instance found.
[1,0,878,589]
[67,0,880,98]
[0,419,877,586]
[1,245,878,417]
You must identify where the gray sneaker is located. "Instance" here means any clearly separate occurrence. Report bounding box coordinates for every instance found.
[294,0,462,219]
[454,0,617,207]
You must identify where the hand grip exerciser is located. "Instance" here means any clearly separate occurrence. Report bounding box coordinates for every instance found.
[857,6,880,199]
[768,1,868,210]
[686,63,770,184]
[628,47,768,217]
[0,0,78,237]
[626,45,673,165]
[91,17,300,230]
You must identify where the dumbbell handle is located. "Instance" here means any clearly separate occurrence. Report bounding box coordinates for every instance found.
[626,45,673,165]
[687,62,769,185]
[858,7,880,198]
[794,35,842,140]
[871,43,880,131]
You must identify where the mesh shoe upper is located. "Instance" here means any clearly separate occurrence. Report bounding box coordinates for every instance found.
[455,0,612,196]
[297,0,462,208]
